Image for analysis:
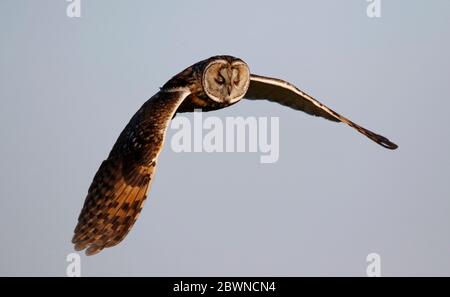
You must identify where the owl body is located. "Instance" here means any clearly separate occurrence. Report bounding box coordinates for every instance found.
[72,55,397,255]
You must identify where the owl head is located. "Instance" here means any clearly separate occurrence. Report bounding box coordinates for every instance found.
[202,56,250,104]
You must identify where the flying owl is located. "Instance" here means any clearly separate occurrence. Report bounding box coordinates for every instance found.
[72,55,398,255]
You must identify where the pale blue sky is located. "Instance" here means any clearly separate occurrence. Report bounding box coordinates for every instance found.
[0,0,449,276]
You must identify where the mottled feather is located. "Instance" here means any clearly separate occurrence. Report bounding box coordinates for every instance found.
[72,89,190,255]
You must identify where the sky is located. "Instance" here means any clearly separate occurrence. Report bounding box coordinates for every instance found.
[0,0,449,276]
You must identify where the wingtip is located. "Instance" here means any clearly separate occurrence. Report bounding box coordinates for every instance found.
[85,245,103,256]
[380,140,398,150]
[366,129,398,150]
[376,135,398,150]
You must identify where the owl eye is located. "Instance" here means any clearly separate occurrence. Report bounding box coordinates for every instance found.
[215,76,225,84]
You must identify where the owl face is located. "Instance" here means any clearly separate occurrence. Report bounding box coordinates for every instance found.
[202,58,250,104]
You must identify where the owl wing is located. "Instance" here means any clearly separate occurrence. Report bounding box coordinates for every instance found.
[245,74,398,149]
[72,89,191,255]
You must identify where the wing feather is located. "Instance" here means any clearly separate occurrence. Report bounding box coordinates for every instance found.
[72,89,190,255]
[245,74,397,149]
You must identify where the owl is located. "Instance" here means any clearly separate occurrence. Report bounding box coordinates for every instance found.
[72,55,397,255]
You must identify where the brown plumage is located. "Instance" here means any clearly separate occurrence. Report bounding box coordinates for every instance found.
[73,55,398,255]
[72,90,190,255]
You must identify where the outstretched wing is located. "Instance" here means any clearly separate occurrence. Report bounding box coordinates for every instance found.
[72,89,191,255]
[245,74,397,150]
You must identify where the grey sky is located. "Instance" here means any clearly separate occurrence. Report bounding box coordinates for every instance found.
[0,0,449,276]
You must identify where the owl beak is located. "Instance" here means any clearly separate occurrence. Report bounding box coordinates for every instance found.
[226,67,233,97]
[227,85,232,96]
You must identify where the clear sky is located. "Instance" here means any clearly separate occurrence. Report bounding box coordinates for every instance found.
[0,0,449,276]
